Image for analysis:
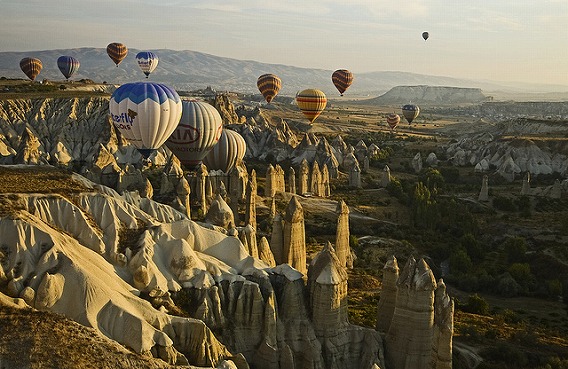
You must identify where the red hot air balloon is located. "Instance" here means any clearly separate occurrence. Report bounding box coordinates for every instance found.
[107,43,128,66]
[332,69,353,96]
[386,113,400,130]
[257,74,282,103]
[20,57,42,81]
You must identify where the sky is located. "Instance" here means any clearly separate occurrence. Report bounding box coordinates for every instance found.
[1,0,567,86]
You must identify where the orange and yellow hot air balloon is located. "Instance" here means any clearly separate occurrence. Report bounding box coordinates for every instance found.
[257,74,281,103]
[19,57,42,81]
[107,42,128,67]
[295,89,327,123]
[332,69,353,96]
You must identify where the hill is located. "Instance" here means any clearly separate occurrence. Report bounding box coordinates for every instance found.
[1,48,568,98]
[359,85,490,106]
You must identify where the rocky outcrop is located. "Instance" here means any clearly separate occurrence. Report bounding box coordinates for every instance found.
[370,85,489,105]
[382,257,453,369]
[282,196,307,275]
[335,200,352,269]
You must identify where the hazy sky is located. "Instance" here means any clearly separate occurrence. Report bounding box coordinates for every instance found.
[1,0,567,86]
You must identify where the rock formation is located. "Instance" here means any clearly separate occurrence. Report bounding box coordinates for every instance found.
[298,159,310,195]
[376,256,399,334]
[244,171,257,229]
[478,175,489,202]
[521,171,531,195]
[551,179,562,199]
[349,161,362,188]
[310,160,322,196]
[283,196,307,275]
[288,167,296,194]
[382,256,453,369]
[412,152,423,173]
[176,176,191,218]
[270,213,284,265]
[335,200,352,269]
[205,194,234,229]
[380,165,391,188]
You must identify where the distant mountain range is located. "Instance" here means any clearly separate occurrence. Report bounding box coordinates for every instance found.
[1,48,567,98]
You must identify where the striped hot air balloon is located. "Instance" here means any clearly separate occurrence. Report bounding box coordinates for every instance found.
[19,57,42,81]
[386,113,401,130]
[109,82,182,159]
[166,100,224,169]
[257,74,282,103]
[332,69,353,96]
[107,42,128,66]
[295,89,327,123]
[402,104,420,124]
[136,51,159,78]
[57,56,80,80]
[203,129,246,173]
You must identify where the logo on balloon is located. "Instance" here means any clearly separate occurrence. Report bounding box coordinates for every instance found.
[169,124,201,144]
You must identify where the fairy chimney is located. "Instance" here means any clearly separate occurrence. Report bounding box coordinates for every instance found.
[283,196,307,275]
[376,255,399,333]
[335,200,352,269]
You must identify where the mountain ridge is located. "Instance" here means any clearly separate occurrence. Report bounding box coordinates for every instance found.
[1,47,567,97]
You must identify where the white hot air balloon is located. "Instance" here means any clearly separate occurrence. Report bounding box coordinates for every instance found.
[136,51,159,78]
[166,100,224,169]
[203,129,246,173]
[109,81,182,159]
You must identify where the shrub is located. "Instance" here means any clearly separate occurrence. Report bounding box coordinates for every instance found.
[493,196,517,211]
[463,293,490,315]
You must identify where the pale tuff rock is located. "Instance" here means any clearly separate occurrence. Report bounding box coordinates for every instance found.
[258,237,276,267]
[266,164,276,197]
[244,172,257,229]
[321,164,331,197]
[205,194,235,229]
[229,182,240,227]
[380,165,391,188]
[15,127,48,165]
[331,135,349,166]
[349,161,362,188]
[141,178,154,199]
[308,242,349,334]
[242,224,258,259]
[310,160,322,196]
[274,164,285,194]
[412,152,423,173]
[368,143,380,157]
[314,137,340,179]
[474,158,490,173]
[195,164,208,215]
[376,256,399,334]
[385,257,442,369]
[426,153,438,167]
[431,280,454,369]
[270,213,284,265]
[551,179,562,199]
[355,140,368,163]
[521,171,531,195]
[0,208,241,367]
[160,172,175,196]
[478,175,489,202]
[176,176,191,218]
[363,156,370,173]
[217,181,228,202]
[228,164,248,203]
[342,148,358,172]
[214,94,239,125]
[117,164,145,194]
[335,200,353,269]
[497,155,521,182]
[298,159,310,195]
[269,197,276,220]
[287,167,296,194]
[283,196,307,275]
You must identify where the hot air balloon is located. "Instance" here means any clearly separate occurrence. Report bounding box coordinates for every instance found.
[136,51,159,78]
[203,129,246,173]
[166,100,224,169]
[257,74,281,103]
[332,69,353,96]
[386,113,400,130]
[295,89,327,123]
[422,32,429,41]
[19,57,42,81]
[402,104,420,124]
[107,42,128,66]
[109,82,182,159]
[57,56,80,80]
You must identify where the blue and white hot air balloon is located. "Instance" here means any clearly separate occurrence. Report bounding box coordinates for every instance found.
[166,100,223,169]
[136,51,159,78]
[109,82,182,159]
[57,56,80,80]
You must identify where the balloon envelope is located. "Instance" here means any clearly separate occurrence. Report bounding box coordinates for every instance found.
[19,57,42,81]
[257,74,281,103]
[107,43,128,66]
[136,51,159,77]
[295,89,327,123]
[109,82,182,158]
[166,100,224,169]
[203,129,246,173]
[402,104,420,124]
[57,56,80,80]
[422,32,429,40]
[332,69,353,95]
[386,113,400,130]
